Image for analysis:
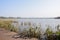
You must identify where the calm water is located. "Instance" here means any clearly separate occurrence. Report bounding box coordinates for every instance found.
[16,18,60,33]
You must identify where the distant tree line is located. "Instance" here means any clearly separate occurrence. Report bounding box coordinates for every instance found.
[0,16,60,19]
[0,16,21,19]
[54,17,60,19]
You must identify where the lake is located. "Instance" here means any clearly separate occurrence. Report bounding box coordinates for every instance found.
[15,18,60,33]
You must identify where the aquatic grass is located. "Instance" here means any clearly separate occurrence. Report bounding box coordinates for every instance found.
[19,26,41,38]
[45,25,60,40]
[55,31,60,35]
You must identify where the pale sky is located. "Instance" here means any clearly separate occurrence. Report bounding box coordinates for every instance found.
[0,0,60,17]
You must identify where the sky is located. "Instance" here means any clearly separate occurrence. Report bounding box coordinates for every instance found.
[0,0,60,17]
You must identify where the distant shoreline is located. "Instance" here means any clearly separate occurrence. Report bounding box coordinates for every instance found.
[0,16,60,19]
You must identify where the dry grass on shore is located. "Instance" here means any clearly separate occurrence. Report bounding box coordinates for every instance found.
[0,19,18,32]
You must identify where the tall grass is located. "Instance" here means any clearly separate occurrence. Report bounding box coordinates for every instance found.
[19,26,41,38]
[0,20,18,32]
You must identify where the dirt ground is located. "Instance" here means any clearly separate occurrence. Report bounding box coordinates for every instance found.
[0,28,38,40]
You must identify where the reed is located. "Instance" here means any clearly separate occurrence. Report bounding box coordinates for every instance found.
[19,26,41,38]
